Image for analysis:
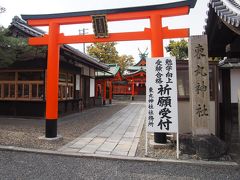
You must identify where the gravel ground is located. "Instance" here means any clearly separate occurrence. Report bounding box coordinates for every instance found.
[136,122,235,162]
[0,99,179,160]
[0,101,128,150]
[0,100,239,164]
[136,122,178,160]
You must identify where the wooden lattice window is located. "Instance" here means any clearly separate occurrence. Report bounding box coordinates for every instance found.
[0,71,44,101]
[58,72,74,100]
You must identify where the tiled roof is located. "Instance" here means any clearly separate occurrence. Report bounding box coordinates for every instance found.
[95,64,120,77]
[208,0,240,27]
[124,68,146,76]
[11,16,45,37]
[126,66,146,71]
[205,0,240,57]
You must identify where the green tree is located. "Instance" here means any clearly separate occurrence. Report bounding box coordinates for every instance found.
[87,42,119,64]
[118,54,134,73]
[87,42,134,72]
[165,39,188,60]
[0,26,46,67]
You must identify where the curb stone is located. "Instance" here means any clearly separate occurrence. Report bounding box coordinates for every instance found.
[0,145,238,166]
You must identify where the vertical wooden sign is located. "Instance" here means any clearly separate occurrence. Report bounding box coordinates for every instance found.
[189,35,210,135]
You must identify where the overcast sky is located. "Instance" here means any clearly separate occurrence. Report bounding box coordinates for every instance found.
[0,0,209,61]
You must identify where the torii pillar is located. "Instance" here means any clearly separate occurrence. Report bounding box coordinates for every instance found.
[45,23,60,138]
[150,15,166,143]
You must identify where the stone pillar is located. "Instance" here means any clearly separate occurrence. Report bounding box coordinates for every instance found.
[189,35,210,135]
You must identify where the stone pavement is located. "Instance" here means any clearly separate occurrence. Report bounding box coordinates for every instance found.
[58,102,146,157]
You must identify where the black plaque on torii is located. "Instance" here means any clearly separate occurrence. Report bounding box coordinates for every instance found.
[92,15,109,38]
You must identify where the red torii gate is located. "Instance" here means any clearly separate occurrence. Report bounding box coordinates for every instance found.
[22,1,196,138]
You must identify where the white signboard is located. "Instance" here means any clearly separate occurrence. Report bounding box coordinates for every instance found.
[76,74,80,90]
[90,78,95,97]
[146,57,178,133]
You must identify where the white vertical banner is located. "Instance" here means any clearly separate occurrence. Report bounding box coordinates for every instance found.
[90,78,95,97]
[76,74,80,90]
[146,57,179,158]
[146,57,179,133]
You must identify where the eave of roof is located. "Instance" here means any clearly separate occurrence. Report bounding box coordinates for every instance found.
[95,71,114,77]
[135,58,146,66]
[22,0,196,20]
[127,66,146,71]
[205,0,240,30]
[95,64,121,77]
[205,0,240,57]
[210,0,240,27]
[107,64,121,75]
[124,69,146,77]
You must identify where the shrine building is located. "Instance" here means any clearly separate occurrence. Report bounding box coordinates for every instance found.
[0,16,108,117]
[205,0,240,143]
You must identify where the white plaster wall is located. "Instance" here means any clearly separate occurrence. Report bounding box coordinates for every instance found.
[178,101,216,135]
[230,69,240,103]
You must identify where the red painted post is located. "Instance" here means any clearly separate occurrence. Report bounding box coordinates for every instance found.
[45,22,60,138]
[150,15,163,57]
[109,81,112,104]
[131,79,135,101]
[103,80,107,105]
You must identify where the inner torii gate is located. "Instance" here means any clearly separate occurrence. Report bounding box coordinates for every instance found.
[22,1,196,138]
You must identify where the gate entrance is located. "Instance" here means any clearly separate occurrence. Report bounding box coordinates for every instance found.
[22,1,196,138]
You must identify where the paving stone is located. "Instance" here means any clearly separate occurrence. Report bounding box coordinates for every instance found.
[123,132,136,138]
[95,151,111,155]
[89,137,106,145]
[79,144,99,154]
[119,137,134,145]
[113,143,131,153]
[98,141,118,152]
[128,138,140,157]
[98,131,113,138]
[60,103,146,157]
[69,138,93,148]
[70,143,87,149]
[107,135,122,143]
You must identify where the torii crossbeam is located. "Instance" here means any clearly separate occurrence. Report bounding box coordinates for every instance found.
[22,0,196,138]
